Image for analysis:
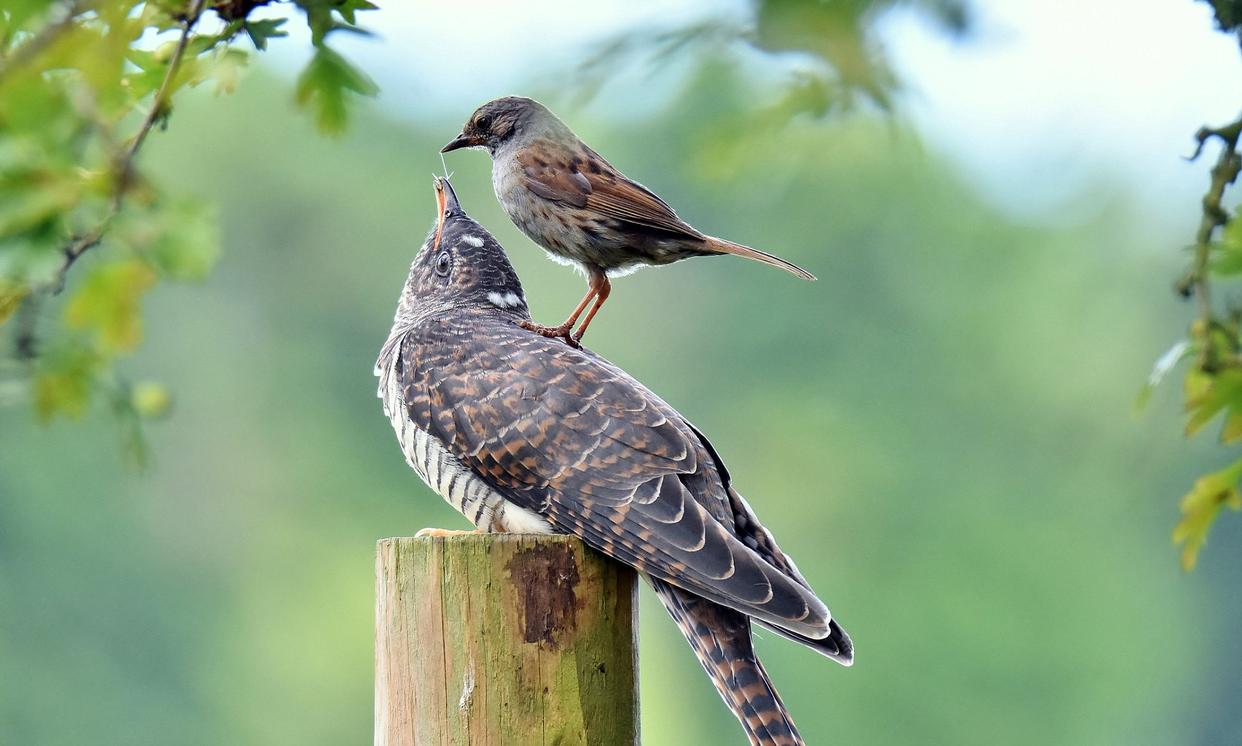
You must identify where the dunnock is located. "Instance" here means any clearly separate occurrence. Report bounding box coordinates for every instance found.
[441,96,815,346]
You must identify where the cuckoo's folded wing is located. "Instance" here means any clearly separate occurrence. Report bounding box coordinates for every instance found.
[398,319,831,639]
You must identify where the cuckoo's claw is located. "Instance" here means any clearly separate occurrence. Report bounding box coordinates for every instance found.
[415,528,482,539]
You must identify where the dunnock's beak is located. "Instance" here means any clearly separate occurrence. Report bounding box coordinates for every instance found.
[440,132,479,153]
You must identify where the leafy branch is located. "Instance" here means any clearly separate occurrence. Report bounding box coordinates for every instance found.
[1163,117,1242,569]
[1145,106,1242,569]
[1136,1,1242,569]
[52,0,207,294]
[0,0,378,464]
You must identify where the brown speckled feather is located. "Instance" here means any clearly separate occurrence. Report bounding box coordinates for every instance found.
[397,315,833,639]
[517,140,705,240]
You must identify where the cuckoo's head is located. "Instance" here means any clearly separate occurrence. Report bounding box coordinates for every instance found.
[397,177,529,323]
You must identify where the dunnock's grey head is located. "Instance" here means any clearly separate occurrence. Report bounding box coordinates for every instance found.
[440,96,568,156]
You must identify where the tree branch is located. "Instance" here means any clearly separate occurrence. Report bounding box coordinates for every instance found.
[1178,115,1242,360]
[49,0,208,294]
[13,292,41,362]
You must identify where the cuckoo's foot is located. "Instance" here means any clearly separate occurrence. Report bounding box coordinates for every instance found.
[415,528,482,539]
[519,320,579,348]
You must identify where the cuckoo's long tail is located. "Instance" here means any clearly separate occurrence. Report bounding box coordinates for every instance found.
[651,578,804,746]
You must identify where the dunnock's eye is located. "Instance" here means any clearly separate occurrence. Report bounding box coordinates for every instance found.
[434,251,451,277]
[475,114,492,130]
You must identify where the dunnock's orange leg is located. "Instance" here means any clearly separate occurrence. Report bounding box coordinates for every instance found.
[520,268,608,348]
[570,275,611,345]
[519,286,593,345]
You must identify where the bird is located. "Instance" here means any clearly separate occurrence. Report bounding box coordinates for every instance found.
[376,177,852,746]
[440,95,815,347]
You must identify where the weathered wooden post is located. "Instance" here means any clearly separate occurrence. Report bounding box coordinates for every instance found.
[375,534,639,746]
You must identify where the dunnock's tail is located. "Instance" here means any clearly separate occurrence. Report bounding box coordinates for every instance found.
[703,237,817,281]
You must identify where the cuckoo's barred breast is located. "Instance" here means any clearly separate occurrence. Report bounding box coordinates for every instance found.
[376,330,552,535]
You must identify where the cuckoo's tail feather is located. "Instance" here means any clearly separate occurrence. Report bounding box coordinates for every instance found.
[757,618,854,667]
[652,578,804,746]
[703,237,816,281]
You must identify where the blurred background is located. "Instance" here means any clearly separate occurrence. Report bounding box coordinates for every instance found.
[3,0,1242,743]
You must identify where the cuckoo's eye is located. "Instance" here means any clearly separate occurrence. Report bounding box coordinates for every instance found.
[434,251,451,277]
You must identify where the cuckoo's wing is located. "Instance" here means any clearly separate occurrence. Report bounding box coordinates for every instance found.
[517,141,706,240]
[398,318,832,639]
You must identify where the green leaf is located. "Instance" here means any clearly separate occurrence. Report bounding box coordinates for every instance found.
[1211,218,1242,276]
[1185,365,1212,401]
[296,0,377,44]
[1223,410,1242,444]
[152,202,219,280]
[58,6,139,117]
[0,73,76,142]
[124,49,170,101]
[33,345,99,422]
[754,0,898,111]
[0,279,28,327]
[187,20,246,55]
[114,200,220,281]
[1184,368,1242,436]
[1173,458,1242,570]
[294,46,378,134]
[2,0,58,29]
[0,169,81,238]
[64,260,158,353]
[206,47,249,95]
[243,18,288,50]
[334,0,379,26]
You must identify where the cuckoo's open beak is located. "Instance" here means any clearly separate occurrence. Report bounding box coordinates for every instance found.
[433,177,463,250]
[440,132,481,153]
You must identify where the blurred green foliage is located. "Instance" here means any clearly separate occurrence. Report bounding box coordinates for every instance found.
[752,0,969,110]
[580,0,970,118]
[0,0,376,463]
[0,68,1227,744]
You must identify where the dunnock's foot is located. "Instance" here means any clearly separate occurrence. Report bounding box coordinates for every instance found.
[519,319,580,348]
